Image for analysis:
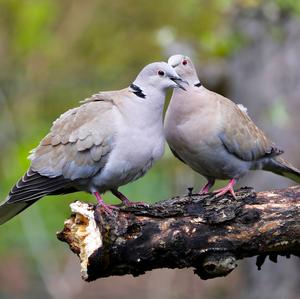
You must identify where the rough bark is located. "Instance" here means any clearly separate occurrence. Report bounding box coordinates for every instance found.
[57,186,300,282]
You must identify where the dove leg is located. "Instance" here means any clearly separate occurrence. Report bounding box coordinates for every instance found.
[93,192,119,214]
[213,179,237,199]
[199,179,215,194]
[111,189,146,207]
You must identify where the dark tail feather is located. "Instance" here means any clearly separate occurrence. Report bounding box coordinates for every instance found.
[264,157,300,184]
[0,200,39,225]
[0,168,75,225]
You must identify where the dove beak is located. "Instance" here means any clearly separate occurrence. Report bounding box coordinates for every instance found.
[170,76,189,90]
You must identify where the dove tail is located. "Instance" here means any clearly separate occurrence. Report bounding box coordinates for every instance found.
[0,199,39,225]
[0,168,75,225]
[264,157,300,184]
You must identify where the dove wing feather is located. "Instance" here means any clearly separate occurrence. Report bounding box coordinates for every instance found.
[30,94,117,181]
[218,96,282,161]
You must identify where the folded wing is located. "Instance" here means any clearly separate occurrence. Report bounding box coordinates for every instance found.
[219,99,283,161]
[0,94,118,225]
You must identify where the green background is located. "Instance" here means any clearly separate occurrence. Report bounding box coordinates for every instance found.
[0,1,299,299]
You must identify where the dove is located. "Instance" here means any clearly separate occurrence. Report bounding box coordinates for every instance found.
[0,61,186,225]
[165,54,300,198]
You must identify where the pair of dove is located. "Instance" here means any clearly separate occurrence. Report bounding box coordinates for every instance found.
[1,55,300,225]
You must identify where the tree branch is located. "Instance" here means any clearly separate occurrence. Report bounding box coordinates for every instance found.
[57,186,300,282]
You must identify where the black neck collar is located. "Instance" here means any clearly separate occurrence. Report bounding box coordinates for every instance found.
[130,84,146,99]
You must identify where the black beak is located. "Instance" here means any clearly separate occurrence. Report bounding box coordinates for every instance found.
[170,77,189,90]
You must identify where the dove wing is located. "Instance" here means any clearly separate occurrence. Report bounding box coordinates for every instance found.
[30,94,117,180]
[0,93,118,224]
[219,99,282,161]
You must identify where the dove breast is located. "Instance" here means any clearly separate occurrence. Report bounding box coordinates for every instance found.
[90,95,165,192]
[165,87,252,180]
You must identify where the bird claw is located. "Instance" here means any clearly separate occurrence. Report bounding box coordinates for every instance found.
[213,187,237,199]
[97,203,119,215]
[212,179,237,199]
[111,189,148,207]
[199,188,209,195]
[199,179,215,195]
[93,191,119,215]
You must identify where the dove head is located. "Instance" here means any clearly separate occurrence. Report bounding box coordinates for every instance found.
[132,62,187,96]
[168,55,200,86]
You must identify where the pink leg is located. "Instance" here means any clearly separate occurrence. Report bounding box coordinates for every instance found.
[111,189,147,207]
[213,179,237,199]
[93,192,119,214]
[199,179,215,194]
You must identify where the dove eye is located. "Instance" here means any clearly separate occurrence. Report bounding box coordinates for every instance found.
[182,60,188,65]
[158,70,165,76]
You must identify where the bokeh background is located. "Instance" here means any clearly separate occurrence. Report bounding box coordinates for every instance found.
[0,0,299,298]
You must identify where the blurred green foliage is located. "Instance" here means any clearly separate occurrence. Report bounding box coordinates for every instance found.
[0,0,299,252]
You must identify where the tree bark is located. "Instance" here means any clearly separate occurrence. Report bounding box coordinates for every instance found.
[57,186,300,282]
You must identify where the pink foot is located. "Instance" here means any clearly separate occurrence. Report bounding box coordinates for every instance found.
[93,192,119,215]
[111,189,147,207]
[199,179,215,194]
[213,179,237,199]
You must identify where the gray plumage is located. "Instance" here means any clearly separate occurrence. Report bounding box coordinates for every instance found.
[165,54,300,195]
[0,61,185,224]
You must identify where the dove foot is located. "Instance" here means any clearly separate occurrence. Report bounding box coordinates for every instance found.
[199,179,215,194]
[98,203,119,215]
[213,179,237,199]
[93,192,119,215]
[111,189,147,207]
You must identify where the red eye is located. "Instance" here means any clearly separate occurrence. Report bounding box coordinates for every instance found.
[182,59,188,65]
[158,70,165,76]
